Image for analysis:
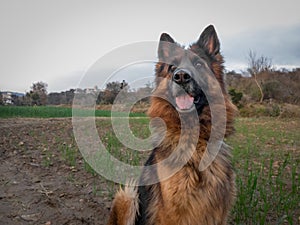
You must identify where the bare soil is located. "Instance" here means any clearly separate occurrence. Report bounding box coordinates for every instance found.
[0,118,111,225]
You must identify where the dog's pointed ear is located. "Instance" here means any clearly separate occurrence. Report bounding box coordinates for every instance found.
[158,33,175,60]
[160,33,175,43]
[197,25,220,56]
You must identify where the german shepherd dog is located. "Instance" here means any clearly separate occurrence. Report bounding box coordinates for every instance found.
[107,25,236,225]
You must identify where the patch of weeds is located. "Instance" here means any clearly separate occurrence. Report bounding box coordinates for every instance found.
[42,149,53,167]
[67,173,75,182]
[59,143,78,167]
[92,179,117,200]
[83,160,96,176]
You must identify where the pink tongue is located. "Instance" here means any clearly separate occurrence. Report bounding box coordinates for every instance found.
[175,95,194,110]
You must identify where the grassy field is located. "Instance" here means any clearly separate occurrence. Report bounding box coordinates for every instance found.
[0,108,299,224]
[227,118,299,224]
[0,105,146,118]
[92,117,300,224]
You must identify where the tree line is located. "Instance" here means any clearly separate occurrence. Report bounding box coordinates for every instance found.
[0,80,153,106]
[1,51,300,107]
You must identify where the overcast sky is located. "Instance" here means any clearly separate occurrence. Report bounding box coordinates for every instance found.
[1,0,299,93]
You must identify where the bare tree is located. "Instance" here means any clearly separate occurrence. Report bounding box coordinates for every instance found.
[247,50,273,103]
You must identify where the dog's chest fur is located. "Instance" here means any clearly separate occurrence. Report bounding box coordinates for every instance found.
[139,139,234,225]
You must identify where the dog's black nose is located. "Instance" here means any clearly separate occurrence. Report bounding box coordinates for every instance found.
[172,69,191,84]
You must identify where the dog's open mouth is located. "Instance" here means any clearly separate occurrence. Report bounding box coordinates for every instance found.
[175,94,200,112]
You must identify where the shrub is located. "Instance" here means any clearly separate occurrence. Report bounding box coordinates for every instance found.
[229,88,243,108]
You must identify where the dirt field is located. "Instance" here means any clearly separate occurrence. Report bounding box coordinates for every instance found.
[0,118,111,225]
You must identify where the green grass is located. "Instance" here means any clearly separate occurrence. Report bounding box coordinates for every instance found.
[96,117,300,224]
[83,160,97,176]
[42,150,53,167]
[0,105,146,118]
[96,118,151,167]
[59,143,78,167]
[227,118,299,225]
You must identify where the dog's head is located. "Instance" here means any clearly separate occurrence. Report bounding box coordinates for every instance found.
[154,25,226,114]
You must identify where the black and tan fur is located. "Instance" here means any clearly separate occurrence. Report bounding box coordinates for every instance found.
[107,25,236,225]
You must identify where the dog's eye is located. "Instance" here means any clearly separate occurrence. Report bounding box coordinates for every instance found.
[169,65,177,72]
[194,61,202,68]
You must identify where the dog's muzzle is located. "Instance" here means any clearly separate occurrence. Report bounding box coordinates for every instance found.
[172,68,195,112]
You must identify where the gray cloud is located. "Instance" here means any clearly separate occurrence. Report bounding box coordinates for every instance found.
[222,24,300,71]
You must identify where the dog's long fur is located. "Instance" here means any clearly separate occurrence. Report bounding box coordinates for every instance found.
[107,25,236,225]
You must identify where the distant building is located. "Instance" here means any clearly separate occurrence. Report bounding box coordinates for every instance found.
[0,91,25,105]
